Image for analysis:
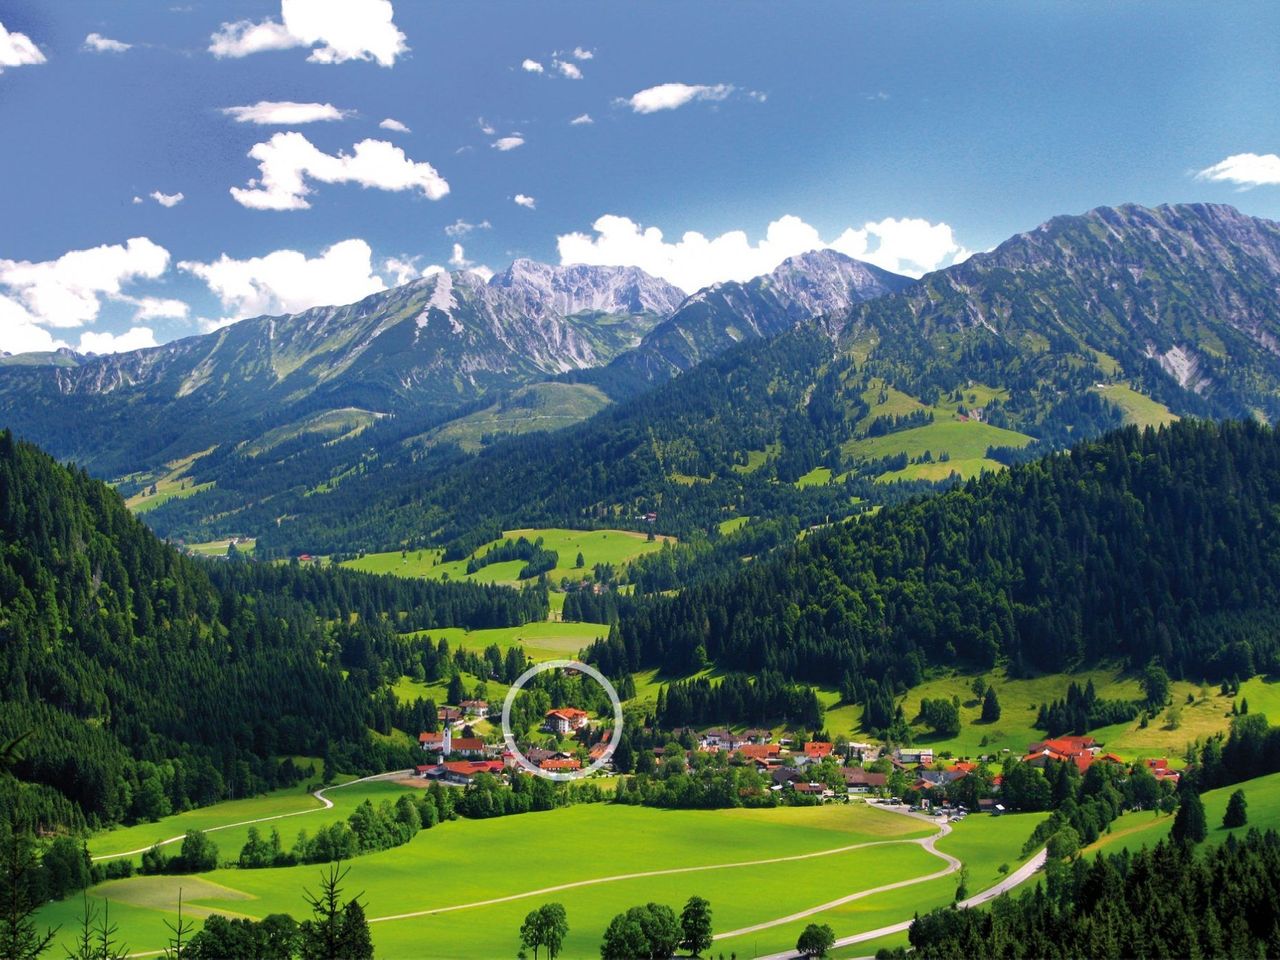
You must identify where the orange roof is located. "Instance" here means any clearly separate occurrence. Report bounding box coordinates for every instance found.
[804,742,834,758]
[540,758,582,771]
[439,760,504,776]
[952,761,978,773]
[547,708,589,721]
[735,744,780,760]
[419,731,444,743]
[451,737,485,752]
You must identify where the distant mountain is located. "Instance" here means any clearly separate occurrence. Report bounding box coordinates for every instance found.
[843,203,1280,424]
[138,202,1280,557]
[597,249,914,390]
[0,263,685,475]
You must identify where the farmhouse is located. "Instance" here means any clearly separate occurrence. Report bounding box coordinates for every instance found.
[895,747,934,766]
[803,741,835,760]
[461,699,489,718]
[743,728,772,743]
[544,707,590,735]
[842,767,888,793]
[735,743,782,763]
[438,706,464,727]
[699,728,745,750]
[540,757,582,772]
[771,766,804,787]
[1023,735,1104,772]
[451,736,487,758]
[423,760,506,786]
[1146,757,1181,784]
[793,782,829,798]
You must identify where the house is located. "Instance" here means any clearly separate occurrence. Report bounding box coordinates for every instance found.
[420,729,448,752]
[978,799,1005,814]
[911,769,968,792]
[524,747,567,766]
[803,741,834,760]
[1024,736,1101,773]
[541,757,582,772]
[1146,758,1181,784]
[450,736,486,758]
[735,743,782,763]
[700,728,744,751]
[771,766,804,787]
[438,706,464,727]
[461,699,489,718]
[841,767,888,793]
[793,782,828,798]
[588,742,610,762]
[743,728,772,743]
[895,748,934,766]
[424,760,505,786]
[544,708,590,735]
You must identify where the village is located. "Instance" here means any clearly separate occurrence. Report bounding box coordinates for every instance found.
[411,693,1182,814]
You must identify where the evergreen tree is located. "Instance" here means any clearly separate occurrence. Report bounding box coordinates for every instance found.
[679,896,714,957]
[981,687,1001,723]
[1172,791,1208,845]
[1223,789,1248,829]
[0,821,56,960]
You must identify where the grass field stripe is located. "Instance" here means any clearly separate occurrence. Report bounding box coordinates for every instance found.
[91,772,398,861]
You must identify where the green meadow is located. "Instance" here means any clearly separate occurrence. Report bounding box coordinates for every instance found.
[403,619,612,664]
[340,527,671,588]
[42,801,1049,959]
[1088,769,1280,858]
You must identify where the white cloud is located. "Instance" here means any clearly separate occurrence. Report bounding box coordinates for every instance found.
[570,113,593,126]
[1195,152,1280,188]
[230,132,449,210]
[521,58,544,73]
[150,190,184,208]
[477,118,496,136]
[382,256,447,286]
[513,194,536,210]
[78,326,158,354]
[0,20,45,71]
[179,238,386,321]
[491,135,524,152]
[127,296,189,320]
[555,59,582,80]
[0,295,61,354]
[379,117,410,133]
[209,0,407,66]
[572,46,594,60]
[623,82,732,114]
[444,218,491,238]
[132,196,144,204]
[447,244,492,281]
[83,33,131,53]
[222,101,352,124]
[557,213,967,291]
[0,237,170,329]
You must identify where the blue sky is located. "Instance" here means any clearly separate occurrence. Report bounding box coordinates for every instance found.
[1,0,1278,354]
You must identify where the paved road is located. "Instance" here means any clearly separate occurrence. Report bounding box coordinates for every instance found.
[745,808,1047,960]
[92,770,404,861]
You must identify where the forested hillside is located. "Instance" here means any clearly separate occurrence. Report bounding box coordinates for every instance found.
[590,420,1280,731]
[0,430,544,832]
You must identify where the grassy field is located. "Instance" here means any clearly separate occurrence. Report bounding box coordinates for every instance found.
[402,620,611,665]
[185,537,257,557]
[844,419,1034,467]
[880,666,1242,761]
[340,528,671,588]
[1091,383,1178,429]
[39,802,1050,959]
[422,383,612,453]
[123,448,215,514]
[88,778,414,867]
[1089,769,1280,858]
[242,407,380,458]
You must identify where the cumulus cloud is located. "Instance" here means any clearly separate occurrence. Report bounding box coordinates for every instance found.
[379,117,410,133]
[554,59,582,80]
[1195,152,1280,188]
[83,33,131,53]
[623,82,732,114]
[491,135,524,152]
[513,194,536,210]
[0,295,61,354]
[382,256,446,286]
[0,237,170,330]
[78,326,158,354]
[222,101,352,124]
[179,238,386,321]
[447,244,492,281]
[557,213,968,291]
[150,190,184,207]
[126,296,189,320]
[0,20,45,71]
[209,0,407,66]
[572,46,594,60]
[230,132,449,210]
[444,218,491,238]
[521,58,543,73]
[477,118,496,136]
[570,113,593,126]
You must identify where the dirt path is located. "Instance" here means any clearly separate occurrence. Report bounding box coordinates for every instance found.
[92,770,404,861]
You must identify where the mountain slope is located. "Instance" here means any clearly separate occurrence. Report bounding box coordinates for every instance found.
[0,264,685,476]
[139,203,1280,557]
[595,248,914,390]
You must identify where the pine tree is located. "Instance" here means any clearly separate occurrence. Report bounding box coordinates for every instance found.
[1223,789,1248,829]
[981,687,1002,722]
[0,821,56,960]
[1172,791,1208,845]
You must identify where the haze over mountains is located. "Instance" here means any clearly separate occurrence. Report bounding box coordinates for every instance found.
[4,203,1280,558]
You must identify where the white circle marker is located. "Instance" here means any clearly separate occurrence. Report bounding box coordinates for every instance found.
[501,658,625,781]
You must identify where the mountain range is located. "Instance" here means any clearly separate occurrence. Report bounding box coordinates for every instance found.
[4,202,1280,557]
